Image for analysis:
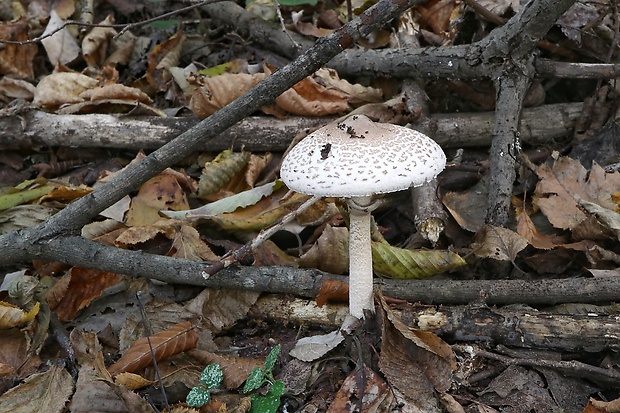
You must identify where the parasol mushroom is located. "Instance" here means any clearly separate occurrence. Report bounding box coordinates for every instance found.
[280,114,446,319]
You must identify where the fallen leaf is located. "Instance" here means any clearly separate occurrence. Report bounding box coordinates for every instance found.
[372,242,466,279]
[0,364,74,412]
[79,83,152,104]
[299,225,349,274]
[274,73,350,116]
[515,207,558,250]
[189,349,263,389]
[472,225,528,261]
[0,301,39,329]
[82,15,117,67]
[188,72,266,118]
[378,293,454,411]
[46,267,124,321]
[125,173,190,227]
[147,32,186,91]
[327,366,393,412]
[534,157,620,230]
[197,150,251,197]
[108,321,199,375]
[41,10,81,66]
[289,329,344,362]
[0,18,37,78]
[315,279,349,307]
[33,72,99,110]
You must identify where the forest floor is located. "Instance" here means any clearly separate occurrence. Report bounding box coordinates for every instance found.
[0,0,620,412]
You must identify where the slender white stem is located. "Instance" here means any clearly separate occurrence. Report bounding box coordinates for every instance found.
[347,196,375,319]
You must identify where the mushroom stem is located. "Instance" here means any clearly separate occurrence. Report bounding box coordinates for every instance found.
[347,196,376,319]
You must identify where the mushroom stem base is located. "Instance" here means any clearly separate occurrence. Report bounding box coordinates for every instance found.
[348,197,375,319]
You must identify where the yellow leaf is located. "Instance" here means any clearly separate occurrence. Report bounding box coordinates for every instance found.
[0,301,40,329]
[372,243,466,279]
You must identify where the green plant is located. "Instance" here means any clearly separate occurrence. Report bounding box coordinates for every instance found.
[186,364,224,408]
[243,344,285,413]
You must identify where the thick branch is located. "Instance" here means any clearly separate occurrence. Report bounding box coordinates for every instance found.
[0,102,582,151]
[329,0,577,80]
[11,235,620,307]
[486,73,532,226]
[251,295,620,352]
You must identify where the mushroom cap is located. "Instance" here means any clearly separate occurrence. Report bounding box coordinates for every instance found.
[280,114,446,197]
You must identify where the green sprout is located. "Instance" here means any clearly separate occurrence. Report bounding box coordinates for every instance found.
[186,364,224,408]
[243,344,285,413]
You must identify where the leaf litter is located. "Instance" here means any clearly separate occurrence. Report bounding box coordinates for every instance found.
[0,0,620,411]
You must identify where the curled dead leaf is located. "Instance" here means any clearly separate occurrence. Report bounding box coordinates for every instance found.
[79,83,152,104]
[0,301,39,329]
[82,15,117,67]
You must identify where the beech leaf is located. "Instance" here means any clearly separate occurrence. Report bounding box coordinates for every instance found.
[371,242,466,279]
[108,321,198,375]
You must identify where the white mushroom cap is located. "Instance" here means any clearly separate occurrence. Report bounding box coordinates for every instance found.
[280,114,446,197]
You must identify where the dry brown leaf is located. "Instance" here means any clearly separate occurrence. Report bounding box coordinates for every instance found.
[0,77,36,100]
[327,366,393,412]
[184,288,260,334]
[33,72,99,109]
[472,225,528,261]
[378,293,454,411]
[252,240,298,267]
[314,68,383,104]
[113,372,154,390]
[0,18,38,78]
[299,225,349,274]
[534,157,620,230]
[275,74,350,116]
[109,321,198,375]
[347,93,421,125]
[315,278,349,307]
[0,301,39,329]
[588,397,620,413]
[70,330,154,413]
[189,349,263,389]
[116,219,218,261]
[188,73,266,118]
[0,329,41,380]
[45,267,124,321]
[105,32,136,67]
[0,364,74,412]
[125,174,190,227]
[82,15,117,67]
[38,185,92,204]
[415,0,460,35]
[147,32,186,92]
[515,207,558,250]
[245,153,273,188]
[79,83,152,103]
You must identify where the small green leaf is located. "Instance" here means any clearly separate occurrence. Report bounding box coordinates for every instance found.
[249,380,285,413]
[186,386,211,407]
[264,344,281,372]
[244,367,266,393]
[200,364,224,389]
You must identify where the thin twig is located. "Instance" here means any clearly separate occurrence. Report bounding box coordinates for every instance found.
[0,0,224,45]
